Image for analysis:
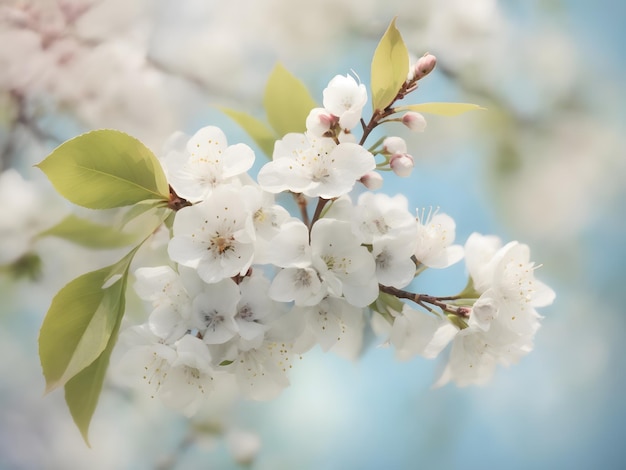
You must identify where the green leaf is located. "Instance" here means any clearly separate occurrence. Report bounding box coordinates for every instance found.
[36,130,170,209]
[119,204,172,245]
[456,276,481,300]
[396,102,486,116]
[39,248,136,393]
[118,199,167,227]
[220,107,276,158]
[263,63,317,137]
[446,313,469,330]
[370,291,404,325]
[38,214,139,249]
[371,18,409,112]
[64,277,126,446]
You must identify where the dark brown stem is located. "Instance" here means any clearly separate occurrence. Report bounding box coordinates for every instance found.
[167,185,192,211]
[310,198,329,229]
[358,69,433,147]
[379,284,470,318]
[359,109,387,146]
[293,192,310,227]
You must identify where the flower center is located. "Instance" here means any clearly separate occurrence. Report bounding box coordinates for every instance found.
[211,234,233,254]
[294,269,313,288]
[238,304,256,322]
[203,310,224,331]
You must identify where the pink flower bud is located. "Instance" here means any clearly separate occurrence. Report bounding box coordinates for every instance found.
[413,53,437,80]
[390,153,414,177]
[382,136,407,155]
[360,171,383,190]
[306,107,337,136]
[402,112,427,132]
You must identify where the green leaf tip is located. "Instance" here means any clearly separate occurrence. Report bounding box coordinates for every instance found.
[37,129,170,209]
[220,107,276,158]
[263,63,317,138]
[65,310,123,447]
[396,102,486,116]
[371,17,409,112]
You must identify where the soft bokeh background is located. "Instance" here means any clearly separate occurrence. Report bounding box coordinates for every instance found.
[1,0,625,468]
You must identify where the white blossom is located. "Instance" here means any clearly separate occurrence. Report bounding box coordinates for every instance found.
[239,184,291,264]
[414,210,464,268]
[112,324,177,400]
[168,186,256,283]
[231,341,294,401]
[322,74,367,130]
[434,234,555,387]
[134,266,192,342]
[353,193,417,244]
[159,334,216,416]
[390,305,459,361]
[164,126,255,202]
[257,133,375,199]
[234,274,275,350]
[269,267,326,307]
[191,279,240,345]
[310,219,378,308]
[268,218,378,308]
[434,327,499,387]
[372,238,417,289]
[291,296,365,360]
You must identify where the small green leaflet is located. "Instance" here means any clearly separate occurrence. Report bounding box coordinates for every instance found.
[395,102,486,116]
[64,284,125,447]
[39,248,137,394]
[220,107,276,158]
[36,129,170,209]
[263,63,317,137]
[38,214,139,249]
[371,18,409,112]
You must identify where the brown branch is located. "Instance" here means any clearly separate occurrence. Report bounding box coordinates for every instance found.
[293,192,310,227]
[379,284,470,318]
[310,197,329,229]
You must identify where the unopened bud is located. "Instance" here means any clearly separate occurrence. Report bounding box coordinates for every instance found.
[402,112,427,132]
[360,171,383,190]
[413,53,437,81]
[390,153,414,177]
[382,136,407,155]
[306,107,337,136]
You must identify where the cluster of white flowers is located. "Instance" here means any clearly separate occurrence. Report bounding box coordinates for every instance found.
[113,64,554,416]
[385,232,555,387]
